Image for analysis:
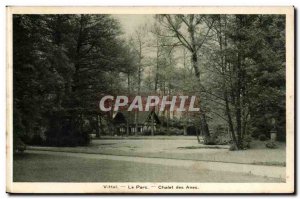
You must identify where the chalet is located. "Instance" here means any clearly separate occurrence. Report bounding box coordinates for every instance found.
[112,110,161,135]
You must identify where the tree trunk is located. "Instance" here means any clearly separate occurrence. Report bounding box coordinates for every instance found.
[183,118,187,136]
[191,51,210,138]
[235,41,243,149]
[220,15,238,148]
[154,38,159,92]
[196,127,201,143]
[134,111,138,136]
[224,90,238,145]
[95,115,100,138]
[151,113,154,136]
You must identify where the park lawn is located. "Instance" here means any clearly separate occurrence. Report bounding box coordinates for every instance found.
[28,138,286,166]
[13,152,283,182]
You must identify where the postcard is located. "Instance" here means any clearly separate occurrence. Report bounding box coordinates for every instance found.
[6,6,294,194]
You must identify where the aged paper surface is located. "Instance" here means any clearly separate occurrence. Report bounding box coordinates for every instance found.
[6,6,294,193]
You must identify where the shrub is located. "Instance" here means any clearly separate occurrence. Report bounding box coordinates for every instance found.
[29,134,45,146]
[156,127,167,135]
[229,143,238,151]
[277,126,286,142]
[156,127,182,136]
[14,138,26,153]
[169,127,183,135]
[266,141,277,149]
[242,135,252,149]
[244,135,252,143]
[143,129,152,136]
[204,136,217,145]
[259,134,268,141]
[13,108,26,152]
[44,112,91,147]
[45,134,90,147]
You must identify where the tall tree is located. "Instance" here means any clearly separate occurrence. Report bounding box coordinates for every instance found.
[13,14,136,146]
[156,14,216,139]
[202,14,286,149]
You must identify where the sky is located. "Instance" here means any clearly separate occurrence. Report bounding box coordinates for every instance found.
[112,14,154,37]
[112,14,186,72]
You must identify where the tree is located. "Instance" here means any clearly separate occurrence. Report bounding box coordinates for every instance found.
[156,14,216,140]
[201,14,286,149]
[13,14,136,147]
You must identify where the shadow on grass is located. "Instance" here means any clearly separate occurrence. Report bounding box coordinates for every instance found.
[178,145,229,150]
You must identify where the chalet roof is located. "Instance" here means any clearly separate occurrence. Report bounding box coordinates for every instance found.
[112,110,160,125]
[112,112,127,124]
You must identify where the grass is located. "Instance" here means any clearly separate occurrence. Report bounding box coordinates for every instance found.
[177,145,229,150]
[13,152,284,182]
[252,161,286,167]
[27,139,286,167]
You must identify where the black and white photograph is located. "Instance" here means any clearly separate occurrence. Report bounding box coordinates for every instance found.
[6,6,294,194]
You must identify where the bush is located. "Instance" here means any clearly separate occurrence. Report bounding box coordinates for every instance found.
[204,136,217,145]
[29,134,45,146]
[44,112,91,147]
[259,134,268,141]
[13,108,26,152]
[155,127,182,136]
[14,138,26,153]
[229,143,238,151]
[143,129,152,136]
[203,129,227,145]
[156,127,167,135]
[169,127,183,135]
[266,141,277,149]
[277,126,286,142]
[242,135,252,149]
[45,134,90,147]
